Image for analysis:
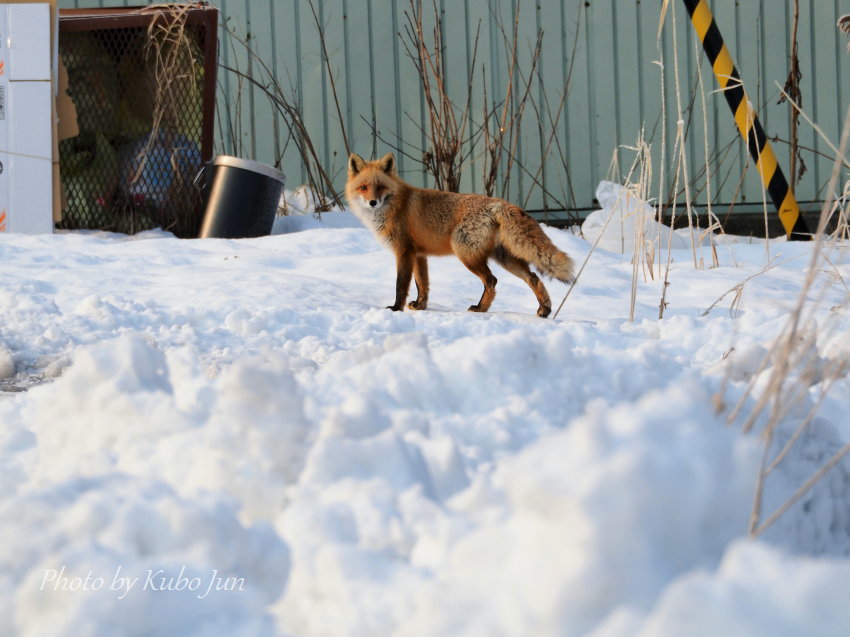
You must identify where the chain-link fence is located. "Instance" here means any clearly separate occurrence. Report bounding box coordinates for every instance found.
[58,7,217,237]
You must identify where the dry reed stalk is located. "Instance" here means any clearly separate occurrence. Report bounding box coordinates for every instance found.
[306,0,350,157]
[744,97,773,260]
[485,7,543,202]
[742,105,850,537]
[780,0,805,187]
[553,140,648,320]
[776,84,850,241]
[752,440,850,538]
[638,138,657,282]
[401,0,479,192]
[627,135,654,321]
[829,180,850,241]
[135,5,199,185]
[700,258,779,317]
[657,120,686,320]
[652,0,689,318]
[764,359,848,477]
[629,171,643,321]
[508,0,584,218]
[363,0,572,218]
[821,252,850,292]
[517,5,582,214]
[698,51,775,257]
[694,34,721,266]
[218,20,344,211]
[666,0,699,268]
[653,52,667,284]
[362,0,566,221]
[776,84,850,172]
[840,14,850,46]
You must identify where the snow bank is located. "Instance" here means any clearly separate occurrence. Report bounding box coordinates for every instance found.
[582,181,688,253]
[388,380,761,637]
[595,541,850,637]
[2,476,288,637]
[1,213,849,635]
[23,335,311,523]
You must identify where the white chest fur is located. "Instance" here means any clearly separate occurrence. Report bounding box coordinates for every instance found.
[350,200,390,244]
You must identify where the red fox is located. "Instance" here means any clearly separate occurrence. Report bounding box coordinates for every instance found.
[345,152,574,317]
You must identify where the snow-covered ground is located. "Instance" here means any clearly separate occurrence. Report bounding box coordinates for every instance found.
[1,196,849,636]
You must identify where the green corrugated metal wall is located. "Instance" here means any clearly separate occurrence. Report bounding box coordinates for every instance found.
[58,0,850,217]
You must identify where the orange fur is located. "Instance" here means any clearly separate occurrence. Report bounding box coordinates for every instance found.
[346,152,574,317]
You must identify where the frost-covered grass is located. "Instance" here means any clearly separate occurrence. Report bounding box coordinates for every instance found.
[1,204,849,636]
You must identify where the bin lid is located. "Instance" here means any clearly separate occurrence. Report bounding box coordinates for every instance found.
[214,156,286,185]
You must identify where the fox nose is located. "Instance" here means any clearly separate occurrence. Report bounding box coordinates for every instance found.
[369,199,378,207]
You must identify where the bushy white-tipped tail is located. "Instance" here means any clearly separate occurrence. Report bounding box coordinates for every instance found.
[497,206,574,283]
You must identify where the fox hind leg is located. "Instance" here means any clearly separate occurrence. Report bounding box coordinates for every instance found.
[452,215,500,313]
[493,245,552,317]
[459,255,497,313]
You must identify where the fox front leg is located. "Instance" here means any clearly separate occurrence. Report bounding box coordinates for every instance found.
[408,255,429,310]
[388,249,415,311]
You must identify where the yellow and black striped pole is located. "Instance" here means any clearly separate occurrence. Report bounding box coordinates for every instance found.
[682,0,810,240]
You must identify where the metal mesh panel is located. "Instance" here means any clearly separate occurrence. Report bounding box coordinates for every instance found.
[58,22,206,237]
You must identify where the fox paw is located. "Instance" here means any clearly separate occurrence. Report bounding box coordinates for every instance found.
[537,304,552,318]
[467,304,487,313]
[386,304,404,312]
[407,300,427,310]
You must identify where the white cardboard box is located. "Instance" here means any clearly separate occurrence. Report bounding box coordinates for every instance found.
[2,80,51,158]
[7,3,50,81]
[0,153,6,231]
[0,152,52,233]
[0,2,53,234]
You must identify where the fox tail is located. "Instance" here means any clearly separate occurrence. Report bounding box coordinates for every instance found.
[497,205,574,283]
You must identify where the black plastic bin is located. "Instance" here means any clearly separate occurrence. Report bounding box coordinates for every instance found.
[198,156,286,238]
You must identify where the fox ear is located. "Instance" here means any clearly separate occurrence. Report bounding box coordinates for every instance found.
[348,153,366,176]
[378,152,397,176]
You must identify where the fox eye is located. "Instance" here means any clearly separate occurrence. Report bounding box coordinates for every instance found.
[359,184,368,192]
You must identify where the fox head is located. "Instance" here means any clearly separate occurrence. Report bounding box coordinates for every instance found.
[346,152,397,211]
